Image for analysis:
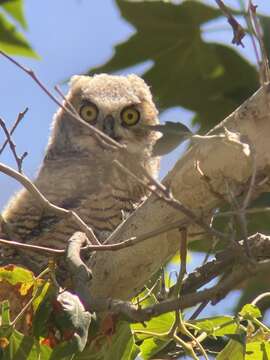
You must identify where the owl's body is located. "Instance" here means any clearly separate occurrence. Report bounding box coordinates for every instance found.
[0,74,159,272]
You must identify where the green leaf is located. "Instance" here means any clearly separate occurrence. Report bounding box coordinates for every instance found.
[78,321,139,360]
[49,340,79,360]
[244,193,270,235]
[262,341,270,359]
[131,312,174,359]
[0,265,35,295]
[0,13,38,58]
[245,341,270,360]
[1,301,10,326]
[32,284,54,339]
[1,330,52,360]
[89,0,258,132]
[101,321,140,360]
[1,0,27,29]
[139,337,171,360]
[32,281,51,312]
[0,302,13,339]
[217,339,245,360]
[191,315,238,337]
[239,304,262,320]
[132,311,174,340]
[145,121,192,156]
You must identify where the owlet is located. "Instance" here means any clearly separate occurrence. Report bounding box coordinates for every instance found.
[0,74,160,272]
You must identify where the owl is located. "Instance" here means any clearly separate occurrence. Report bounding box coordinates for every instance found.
[0,74,160,273]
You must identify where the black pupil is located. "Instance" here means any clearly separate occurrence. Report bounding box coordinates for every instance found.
[127,112,134,120]
[87,109,93,117]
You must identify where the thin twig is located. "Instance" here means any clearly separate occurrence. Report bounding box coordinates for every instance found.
[11,268,50,326]
[54,85,77,114]
[0,108,28,155]
[215,0,246,46]
[251,292,270,306]
[242,145,256,210]
[0,50,123,150]
[0,218,185,255]
[248,1,270,83]
[114,160,227,241]
[188,301,210,321]
[0,118,27,173]
[195,160,227,203]
[172,228,187,297]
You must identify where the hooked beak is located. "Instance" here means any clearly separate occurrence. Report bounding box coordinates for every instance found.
[103,115,116,139]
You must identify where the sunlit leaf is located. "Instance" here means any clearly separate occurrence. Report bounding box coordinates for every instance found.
[1,0,27,29]
[246,341,270,360]
[191,315,238,337]
[132,312,174,340]
[0,13,38,58]
[131,312,174,359]
[0,265,35,295]
[239,304,262,320]
[139,337,171,360]
[131,313,175,360]
[217,339,245,360]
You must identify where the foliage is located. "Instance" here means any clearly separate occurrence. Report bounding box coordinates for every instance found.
[0,0,37,58]
[1,265,270,359]
[89,0,258,132]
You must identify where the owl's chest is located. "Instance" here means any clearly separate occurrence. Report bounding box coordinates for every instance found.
[36,155,144,241]
[70,163,144,241]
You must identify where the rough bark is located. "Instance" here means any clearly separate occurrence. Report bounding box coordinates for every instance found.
[88,84,270,300]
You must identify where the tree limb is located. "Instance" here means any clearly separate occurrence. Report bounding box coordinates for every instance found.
[88,84,270,300]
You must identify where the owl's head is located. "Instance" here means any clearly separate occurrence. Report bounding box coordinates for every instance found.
[50,74,159,159]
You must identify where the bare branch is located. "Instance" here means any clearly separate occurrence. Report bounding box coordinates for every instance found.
[0,50,123,150]
[0,117,27,173]
[0,218,186,255]
[66,232,270,322]
[215,0,246,46]
[114,160,227,241]
[0,108,28,155]
[248,1,270,83]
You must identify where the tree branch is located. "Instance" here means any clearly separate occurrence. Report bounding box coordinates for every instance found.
[88,84,270,300]
[65,232,270,322]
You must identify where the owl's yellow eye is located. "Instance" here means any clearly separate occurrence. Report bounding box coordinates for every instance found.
[120,107,140,127]
[80,103,98,123]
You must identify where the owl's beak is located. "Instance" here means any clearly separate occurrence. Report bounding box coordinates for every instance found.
[103,115,116,139]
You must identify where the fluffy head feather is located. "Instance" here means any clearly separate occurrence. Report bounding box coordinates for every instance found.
[48,74,159,159]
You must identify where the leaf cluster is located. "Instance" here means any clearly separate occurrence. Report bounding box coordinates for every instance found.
[0,0,37,58]
[1,266,270,360]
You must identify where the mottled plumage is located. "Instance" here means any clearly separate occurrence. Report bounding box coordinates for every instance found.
[0,74,159,272]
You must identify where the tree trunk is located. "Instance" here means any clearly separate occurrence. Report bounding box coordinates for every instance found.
[89,84,270,300]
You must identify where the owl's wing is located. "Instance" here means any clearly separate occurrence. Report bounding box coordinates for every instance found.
[2,184,144,272]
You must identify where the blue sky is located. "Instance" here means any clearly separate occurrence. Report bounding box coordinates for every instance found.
[0,0,270,318]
